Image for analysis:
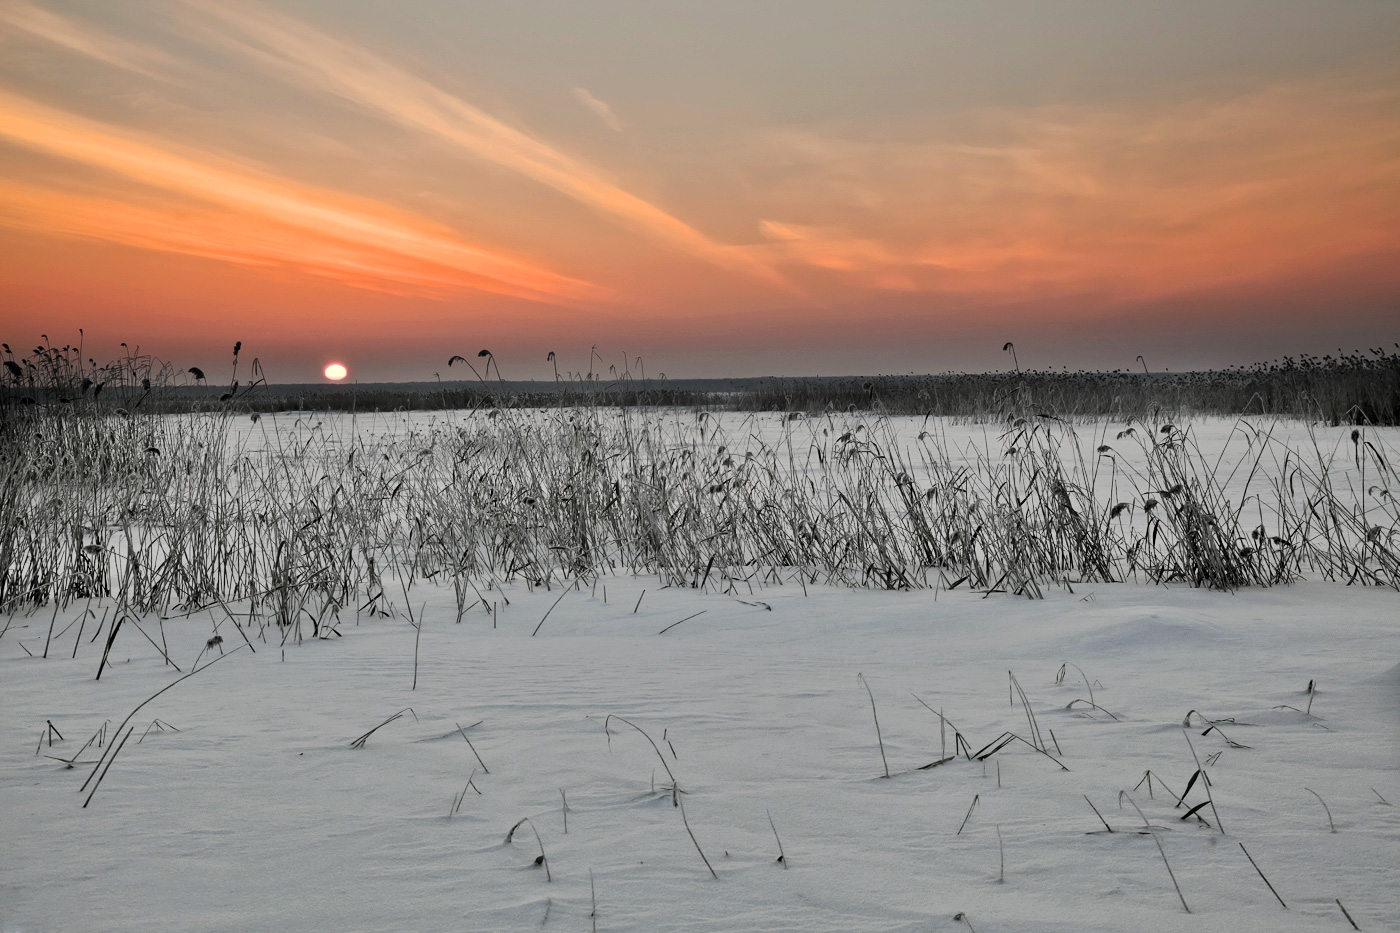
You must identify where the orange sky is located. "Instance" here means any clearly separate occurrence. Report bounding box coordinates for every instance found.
[1,0,1397,380]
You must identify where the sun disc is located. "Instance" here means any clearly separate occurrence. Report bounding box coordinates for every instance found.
[324,363,348,381]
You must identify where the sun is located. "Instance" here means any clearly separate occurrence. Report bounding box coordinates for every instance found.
[324,363,348,381]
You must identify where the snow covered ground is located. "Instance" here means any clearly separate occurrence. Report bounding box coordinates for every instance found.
[3,574,1396,932]
[3,411,1396,931]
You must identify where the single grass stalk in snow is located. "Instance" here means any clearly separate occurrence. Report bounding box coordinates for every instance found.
[1371,787,1391,806]
[767,808,787,867]
[456,722,490,773]
[41,599,58,658]
[968,730,1069,771]
[531,590,567,636]
[1118,791,1189,913]
[81,647,243,793]
[81,726,134,808]
[956,794,980,835]
[1134,769,1185,806]
[128,618,182,671]
[1007,670,1044,751]
[1178,800,1214,827]
[410,618,422,689]
[912,694,962,766]
[657,610,707,635]
[71,606,88,657]
[1083,795,1113,832]
[1238,842,1287,908]
[504,817,551,881]
[1336,898,1360,930]
[1304,786,1337,832]
[603,715,677,790]
[560,788,568,833]
[1197,722,1250,749]
[1182,730,1225,833]
[350,707,417,749]
[1064,697,1120,720]
[857,673,890,778]
[136,718,179,743]
[95,615,124,681]
[34,719,63,754]
[1183,709,1251,748]
[44,727,99,769]
[1055,660,1100,707]
[213,601,256,655]
[678,796,717,879]
[449,769,480,816]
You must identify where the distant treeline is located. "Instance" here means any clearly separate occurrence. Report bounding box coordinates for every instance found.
[741,348,1400,424]
[3,339,1398,424]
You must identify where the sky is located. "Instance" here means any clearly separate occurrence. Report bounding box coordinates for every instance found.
[1,1,1398,382]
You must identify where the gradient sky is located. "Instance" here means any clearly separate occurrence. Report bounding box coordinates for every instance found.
[1,0,1397,381]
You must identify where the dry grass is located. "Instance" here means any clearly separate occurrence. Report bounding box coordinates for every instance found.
[2,343,1397,620]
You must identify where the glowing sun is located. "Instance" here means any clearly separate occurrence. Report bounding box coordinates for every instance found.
[324,363,348,381]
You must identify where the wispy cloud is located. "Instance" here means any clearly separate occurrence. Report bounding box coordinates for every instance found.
[743,70,1400,303]
[0,1,172,78]
[180,0,783,285]
[571,87,625,132]
[0,88,598,302]
[757,221,915,290]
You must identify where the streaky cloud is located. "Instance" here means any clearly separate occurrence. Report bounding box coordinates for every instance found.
[178,0,785,286]
[743,69,1400,304]
[0,88,598,303]
[0,1,172,78]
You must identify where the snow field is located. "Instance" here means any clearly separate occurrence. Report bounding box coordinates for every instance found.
[3,577,1397,932]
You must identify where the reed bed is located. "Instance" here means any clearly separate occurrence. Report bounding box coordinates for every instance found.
[740,345,1400,425]
[6,340,1398,423]
[2,371,1396,615]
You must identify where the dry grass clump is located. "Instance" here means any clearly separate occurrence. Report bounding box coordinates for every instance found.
[2,340,1397,617]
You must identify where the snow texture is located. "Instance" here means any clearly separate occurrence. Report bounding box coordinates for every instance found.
[3,578,1397,932]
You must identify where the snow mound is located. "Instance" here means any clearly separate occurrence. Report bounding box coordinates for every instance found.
[1226,708,1312,725]
[1362,661,1400,685]
[1075,613,1227,652]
